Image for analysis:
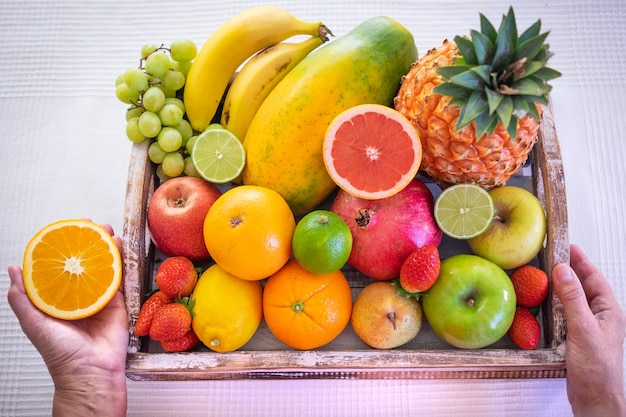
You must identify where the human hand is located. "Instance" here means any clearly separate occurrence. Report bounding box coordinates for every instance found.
[552,244,626,417]
[7,223,128,417]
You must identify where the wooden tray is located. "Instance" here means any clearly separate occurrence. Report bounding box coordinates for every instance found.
[122,102,569,381]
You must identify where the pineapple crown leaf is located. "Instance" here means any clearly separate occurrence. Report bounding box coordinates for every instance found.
[433,6,561,137]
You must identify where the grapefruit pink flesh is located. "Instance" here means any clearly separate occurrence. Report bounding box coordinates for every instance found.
[323,104,421,200]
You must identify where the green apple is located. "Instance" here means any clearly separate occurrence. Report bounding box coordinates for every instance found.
[422,254,516,349]
[351,282,422,349]
[467,185,546,270]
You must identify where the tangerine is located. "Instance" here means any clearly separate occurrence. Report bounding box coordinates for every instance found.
[191,263,263,352]
[323,103,422,200]
[21,219,122,320]
[203,185,295,281]
[262,258,353,350]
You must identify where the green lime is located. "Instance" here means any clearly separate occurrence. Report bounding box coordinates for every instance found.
[205,123,224,131]
[292,210,353,275]
[191,125,245,184]
[434,183,495,239]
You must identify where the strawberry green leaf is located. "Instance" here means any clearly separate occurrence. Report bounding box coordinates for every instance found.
[391,281,422,301]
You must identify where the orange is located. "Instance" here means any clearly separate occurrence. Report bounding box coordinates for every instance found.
[203,185,295,281]
[323,103,422,200]
[263,258,353,350]
[22,219,122,320]
[191,264,263,352]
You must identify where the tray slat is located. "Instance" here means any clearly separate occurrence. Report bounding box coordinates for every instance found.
[122,102,568,380]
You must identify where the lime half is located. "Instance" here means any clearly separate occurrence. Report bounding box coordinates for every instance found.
[434,184,495,239]
[191,126,245,184]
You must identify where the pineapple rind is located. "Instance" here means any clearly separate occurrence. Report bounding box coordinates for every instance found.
[394,39,539,189]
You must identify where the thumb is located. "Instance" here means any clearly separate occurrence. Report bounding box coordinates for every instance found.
[552,263,594,328]
[7,265,29,315]
[7,265,49,335]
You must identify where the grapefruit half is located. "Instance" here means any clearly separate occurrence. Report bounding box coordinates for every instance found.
[323,104,422,200]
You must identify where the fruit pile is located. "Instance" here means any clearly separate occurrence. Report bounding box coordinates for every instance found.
[116,6,560,353]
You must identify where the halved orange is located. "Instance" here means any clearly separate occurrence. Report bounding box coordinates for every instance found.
[22,219,122,320]
[323,103,422,200]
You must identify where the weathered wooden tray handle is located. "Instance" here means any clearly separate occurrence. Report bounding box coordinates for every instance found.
[122,139,155,354]
[533,100,569,351]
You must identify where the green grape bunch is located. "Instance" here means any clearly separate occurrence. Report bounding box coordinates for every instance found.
[116,39,201,180]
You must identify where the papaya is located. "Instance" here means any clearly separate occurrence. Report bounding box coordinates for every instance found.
[242,16,418,216]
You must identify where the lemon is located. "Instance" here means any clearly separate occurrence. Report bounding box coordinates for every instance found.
[191,125,245,184]
[434,183,495,239]
[292,210,353,274]
[191,264,262,352]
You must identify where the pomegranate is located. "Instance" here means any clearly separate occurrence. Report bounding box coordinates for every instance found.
[330,178,442,280]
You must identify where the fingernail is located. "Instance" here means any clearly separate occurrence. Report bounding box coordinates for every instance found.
[553,263,573,282]
[7,265,18,283]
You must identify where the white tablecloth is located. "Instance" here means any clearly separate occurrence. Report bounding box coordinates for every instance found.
[1,1,625,416]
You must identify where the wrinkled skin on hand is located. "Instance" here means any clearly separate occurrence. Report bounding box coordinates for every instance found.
[552,244,626,417]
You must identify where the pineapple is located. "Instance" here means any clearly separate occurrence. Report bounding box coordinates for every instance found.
[394,7,561,188]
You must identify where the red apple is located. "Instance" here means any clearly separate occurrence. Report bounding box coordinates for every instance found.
[147,177,221,261]
[330,178,442,280]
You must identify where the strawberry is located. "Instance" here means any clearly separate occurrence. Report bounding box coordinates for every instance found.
[399,244,440,294]
[508,307,541,350]
[160,329,201,352]
[134,291,171,337]
[149,302,193,341]
[510,265,549,308]
[155,256,198,299]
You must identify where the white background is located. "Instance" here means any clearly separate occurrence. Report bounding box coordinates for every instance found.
[1,0,625,416]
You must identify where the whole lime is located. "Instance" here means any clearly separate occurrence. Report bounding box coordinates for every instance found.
[292,210,353,274]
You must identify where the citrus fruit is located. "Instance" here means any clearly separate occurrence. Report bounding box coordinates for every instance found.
[21,219,122,320]
[203,185,296,281]
[292,210,352,275]
[322,103,422,200]
[434,183,495,239]
[191,125,245,184]
[191,264,262,352]
[262,258,353,350]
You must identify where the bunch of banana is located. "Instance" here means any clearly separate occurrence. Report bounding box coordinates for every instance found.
[221,36,328,141]
[184,6,331,133]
